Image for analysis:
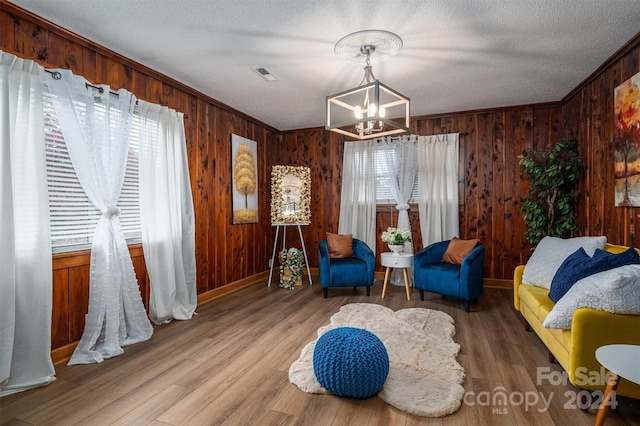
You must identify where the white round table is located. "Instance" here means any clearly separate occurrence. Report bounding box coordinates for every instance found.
[380,252,413,300]
[594,344,640,425]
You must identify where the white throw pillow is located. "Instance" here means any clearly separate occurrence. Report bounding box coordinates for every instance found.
[543,264,640,329]
[522,236,607,289]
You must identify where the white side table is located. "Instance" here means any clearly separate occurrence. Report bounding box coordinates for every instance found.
[380,252,413,301]
[594,344,640,426]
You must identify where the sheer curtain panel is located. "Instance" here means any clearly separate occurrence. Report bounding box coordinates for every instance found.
[338,140,377,252]
[0,51,56,396]
[138,101,196,324]
[378,135,417,284]
[46,70,153,365]
[377,135,417,232]
[417,133,460,246]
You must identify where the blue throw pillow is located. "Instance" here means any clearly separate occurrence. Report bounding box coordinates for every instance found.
[592,247,640,269]
[548,248,610,303]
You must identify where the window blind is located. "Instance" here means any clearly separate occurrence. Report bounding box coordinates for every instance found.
[44,88,142,253]
[374,147,418,204]
[374,139,457,204]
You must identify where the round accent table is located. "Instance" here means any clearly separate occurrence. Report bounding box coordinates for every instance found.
[380,252,413,300]
[594,344,640,426]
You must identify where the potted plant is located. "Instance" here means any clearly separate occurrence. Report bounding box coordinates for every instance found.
[381,227,412,255]
[279,248,304,290]
[518,138,585,249]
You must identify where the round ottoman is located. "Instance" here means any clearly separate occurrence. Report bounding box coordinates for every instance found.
[312,327,389,399]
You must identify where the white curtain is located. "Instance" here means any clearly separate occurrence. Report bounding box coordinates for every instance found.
[417,133,460,247]
[378,135,417,233]
[338,140,377,252]
[378,135,418,284]
[138,101,196,325]
[0,51,56,396]
[46,69,153,365]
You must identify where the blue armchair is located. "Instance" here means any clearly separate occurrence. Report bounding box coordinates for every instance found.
[413,240,485,312]
[318,238,375,298]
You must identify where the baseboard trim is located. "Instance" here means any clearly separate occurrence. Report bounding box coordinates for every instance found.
[375,271,512,290]
[196,271,269,305]
[484,278,512,289]
[51,342,78,366]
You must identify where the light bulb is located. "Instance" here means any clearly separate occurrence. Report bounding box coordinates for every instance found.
[354,105,363,119]
[377,106,386,129]
[369,103,377,117]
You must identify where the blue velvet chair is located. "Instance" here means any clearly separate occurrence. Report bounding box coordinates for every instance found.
[318,238,375,298]
[413,240,485,312]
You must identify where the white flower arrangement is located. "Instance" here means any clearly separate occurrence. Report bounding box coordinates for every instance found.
[381,227,412,245]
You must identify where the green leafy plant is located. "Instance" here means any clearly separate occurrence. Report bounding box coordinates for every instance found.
[518,138,585,248]
[279,248,304,290]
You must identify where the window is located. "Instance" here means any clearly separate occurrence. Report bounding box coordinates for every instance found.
[375,140,458,204]
[374,146,418,204]
[44,88,142,253]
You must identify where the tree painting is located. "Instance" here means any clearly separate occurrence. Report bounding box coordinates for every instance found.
[614,71,640,206]
[231,135,258,223]
[234,144,257,208]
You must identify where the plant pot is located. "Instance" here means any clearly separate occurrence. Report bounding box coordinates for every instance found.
[281,267,302,286]
[279,248,303,289]
[388,244,405,255]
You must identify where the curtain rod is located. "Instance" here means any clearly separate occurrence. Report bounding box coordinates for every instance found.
[375,131,468,142]
[44,69,189,119]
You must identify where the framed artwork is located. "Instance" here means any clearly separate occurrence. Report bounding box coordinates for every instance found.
[614,70,640,207]
[270,165,311,225]
[231,134,259,223]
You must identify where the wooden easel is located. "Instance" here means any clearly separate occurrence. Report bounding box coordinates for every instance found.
[267,224,313,286]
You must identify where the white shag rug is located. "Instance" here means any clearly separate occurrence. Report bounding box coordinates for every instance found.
[288,303,465,418]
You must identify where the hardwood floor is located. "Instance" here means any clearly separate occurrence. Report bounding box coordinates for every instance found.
[2,279,639,425]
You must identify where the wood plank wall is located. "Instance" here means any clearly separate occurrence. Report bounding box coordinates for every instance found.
[275,105,563,281]
[1,1,277,352]
[563,34,640,247]
[2,0,638,353]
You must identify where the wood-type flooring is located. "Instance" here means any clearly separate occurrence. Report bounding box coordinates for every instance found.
[2,279,639,425]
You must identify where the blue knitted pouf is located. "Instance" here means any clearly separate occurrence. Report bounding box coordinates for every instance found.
[312,327,389,399]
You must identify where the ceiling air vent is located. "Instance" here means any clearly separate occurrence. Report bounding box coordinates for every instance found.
[252,67,280,82]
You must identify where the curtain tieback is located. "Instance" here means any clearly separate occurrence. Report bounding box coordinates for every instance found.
[102,205,120,219]
[395,203,410,211]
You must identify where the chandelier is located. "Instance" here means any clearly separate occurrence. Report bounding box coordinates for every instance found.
[325,30,410,140]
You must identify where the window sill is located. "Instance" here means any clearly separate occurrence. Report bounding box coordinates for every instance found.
[52,243,143,269]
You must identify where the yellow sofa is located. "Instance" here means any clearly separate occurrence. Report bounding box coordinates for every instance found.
[514,243,640,399]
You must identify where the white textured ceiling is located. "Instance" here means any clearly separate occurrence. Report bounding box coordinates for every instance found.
[9,0,640,131]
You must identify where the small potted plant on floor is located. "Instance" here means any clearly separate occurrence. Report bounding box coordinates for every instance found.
[279,248,304,290]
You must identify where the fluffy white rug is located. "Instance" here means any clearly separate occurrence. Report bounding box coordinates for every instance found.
[289,303,465,418]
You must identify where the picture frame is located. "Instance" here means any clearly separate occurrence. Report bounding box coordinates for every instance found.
[270,165,311,225]
[231,134,259,223]
[614,70,640,207]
